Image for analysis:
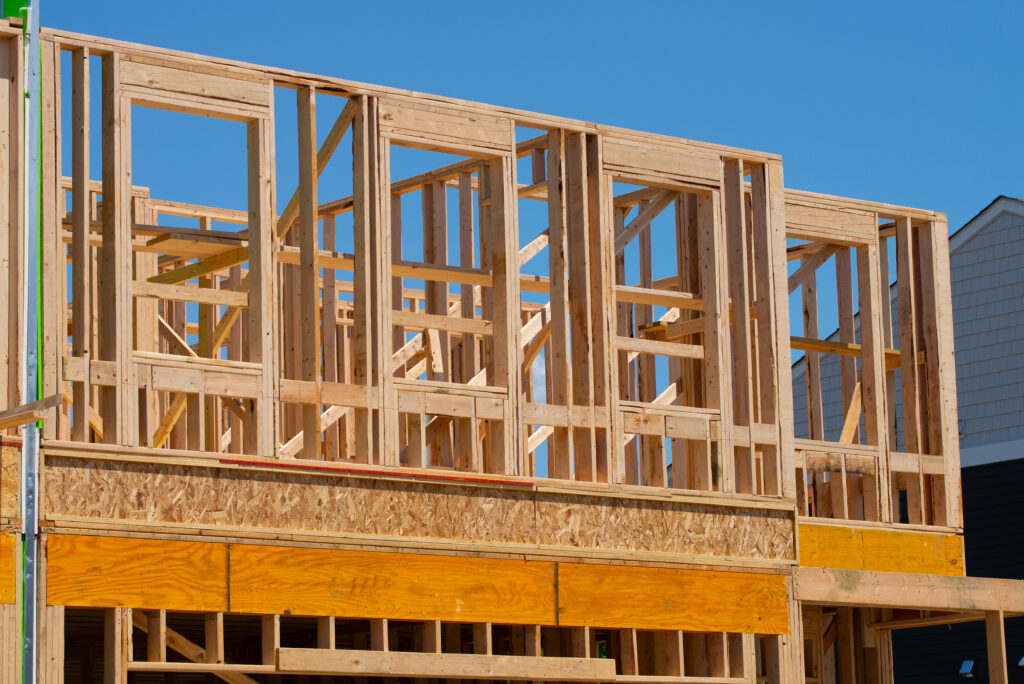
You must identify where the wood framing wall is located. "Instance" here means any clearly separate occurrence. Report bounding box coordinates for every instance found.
[0,17,988,684]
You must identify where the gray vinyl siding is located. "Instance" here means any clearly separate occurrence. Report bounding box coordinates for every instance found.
[791,205,1024,452]
[948,210,1024,449]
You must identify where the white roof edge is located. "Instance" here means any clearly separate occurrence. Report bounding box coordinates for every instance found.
[949,196,1024,256]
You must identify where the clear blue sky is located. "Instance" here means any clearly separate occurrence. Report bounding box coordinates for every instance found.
[46,0,1023,232]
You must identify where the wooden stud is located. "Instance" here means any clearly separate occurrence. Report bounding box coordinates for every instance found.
[147,610,166,663]
[297,86,321,458]
[261,614,280,666]
[205,612,224,664]
[986,610,1008,684]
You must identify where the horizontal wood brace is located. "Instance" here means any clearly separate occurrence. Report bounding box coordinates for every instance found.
[621,413,719,443]
[392,309,492,336]
[798,450,876,476]
[276,248,495,287]
[790,335,900,365]
[602,138,722,185]
[795,567,1024,612]
[276,648,616,681]
[133,280,249,307]
[732,423,780,447]
[793,438,879,457]
[142,364,259,399]
[133,351,262,373]
[521,403,610,429]
[122,84,268,123]
[392,377,508,396]
[147,246,250,285]
[784,201,877,245]
[278,379,373,408]
[0,395,62,431]
[63,357,117,386]
[397,390,504,421]
[120,55,272,106]
[616,336,704,360]
[615,285,703,310]
[888,451,945,476]
[798,523,964,576]
[45,535,790,633]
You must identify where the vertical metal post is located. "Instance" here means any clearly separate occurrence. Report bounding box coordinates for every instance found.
[20,0,41,682]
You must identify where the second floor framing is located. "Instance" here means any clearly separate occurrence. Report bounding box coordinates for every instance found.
[0,24,963,538]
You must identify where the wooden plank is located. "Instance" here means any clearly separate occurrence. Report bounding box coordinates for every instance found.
[565,133,597,481]
[760,161,797,500]
[784,201,876,244]
[557,563,789,634]
[229,545,556,624]
[798,523,964,576]
[895,217,922,454]
[546,130,572,478]
[697,189,734,490]
[297,86,320,459]
[987,610,1008,684]
[724,159,754,493]
[616,336,703,360]
[0,532,15,604]
[920,220,962,528]
[104,608,129,684]
[247,115,276,457]
[392,309,492,336]
[100,53,130,444]
[133,280,249,307]
[602,138,720,185]
[46,534,228,611]
[486,151,521,475]
[856,242,890,522]
[120,58,271,107]
[378,98,512,155]
[0,394,61,430]
[797,567,1024,612]
[276,648,616,681]
[615,285,702,310]
[70,46,92,442]
[146,246,249,285]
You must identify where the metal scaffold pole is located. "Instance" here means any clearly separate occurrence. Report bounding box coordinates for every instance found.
[10,0,41,681]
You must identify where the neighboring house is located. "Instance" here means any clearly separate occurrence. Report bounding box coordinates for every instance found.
[792,195,1024,680]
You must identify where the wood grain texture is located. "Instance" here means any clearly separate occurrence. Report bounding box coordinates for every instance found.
[797,567,1024,612]
[277,648,617,681]
[46,534,228,611]
[557,562,790,635]
[43,534,792,634]
[602,138,720,185]
[228,544,557,624]
[0,532,15,604]
[798,523,964,576]
[42,454,795,563]
[0,445,18,519]
[784,201,876,245]
[536,492,793,561]
[42,456,535,545]
[120,58,270,107]
[377,98,511,155]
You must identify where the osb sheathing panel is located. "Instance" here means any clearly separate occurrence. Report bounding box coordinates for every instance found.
[43,456,795,562]
[536,493,794,560]
[0,446,19,520]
